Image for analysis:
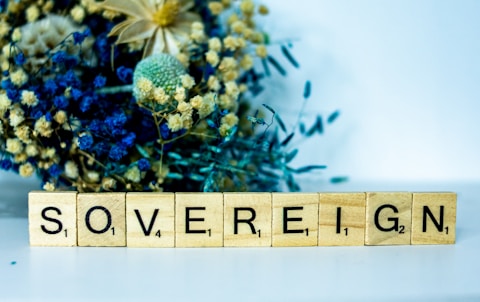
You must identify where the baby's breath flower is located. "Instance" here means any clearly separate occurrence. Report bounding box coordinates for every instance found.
[102,177,117,190]
[190,95,203,109]
[205,50,219,67]
[54,111,68,124]
[177,101,192,114]
[11,28,22,42]
[176,53,190,67]
[9,107,25,127]
[26,5,40,22]
[34,116,53,138]
[0,120,3,135]
[70,5,86,23]
[167,113,183,132]
[19,162,35,177]
[256,45,268,58]
[259,4,269,15]
[15,125,31,144]
[14,153,28,163]
[153,87,169,105]
[180,74,195,89]
[10,69,28,87]
[135,77,154,101]
[240,0,255,16]
[21,90,38,107]
[6,138,23,154]
[25,144,39,157]
[208,37,222,52]
[219,57,238,72]
[218,94,235,110]
[207,76,221,91]
[227,13,239,25]
[231,21,246,34]
[208,2,224,15]
[181,113,193,129]
[0,20,11,38]
[223,70,239,82]
[223,36,238,51]
[198,93,215,118]
[43,1,54,12]
[86,171,100,183]
[124,166,141,183]
[174,87,186,102]
[43,182,55,191]
[65,161,79,179]
[240,54,254,70]
[0,93,12,114]
[225,81,240,100]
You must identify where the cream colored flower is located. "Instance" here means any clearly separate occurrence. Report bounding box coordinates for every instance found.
[100,0,201,57]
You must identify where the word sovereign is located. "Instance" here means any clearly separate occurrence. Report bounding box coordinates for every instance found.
[28,191,456,247]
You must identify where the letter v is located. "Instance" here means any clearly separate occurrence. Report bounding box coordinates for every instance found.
[134,209,159,236]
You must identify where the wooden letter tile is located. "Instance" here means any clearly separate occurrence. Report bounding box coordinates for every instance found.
[224,193,272,247]
[126,193,175,247]
[411,192,456,245]
[77,193,126,247]
[272,193,319,247]
[28,191,78,246]
[319,193,366,246]
[365,192,412,245]
[175,193,223,247]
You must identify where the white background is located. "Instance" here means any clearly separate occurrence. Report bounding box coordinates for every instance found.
[258,0,480,183]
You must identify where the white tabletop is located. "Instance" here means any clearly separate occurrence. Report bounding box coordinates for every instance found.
[1,180,479,302]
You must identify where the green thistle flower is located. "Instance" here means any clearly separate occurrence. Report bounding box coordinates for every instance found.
[133,53,186,101]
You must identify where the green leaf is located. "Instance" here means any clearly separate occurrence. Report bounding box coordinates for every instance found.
[330,176,348,184]
[289,165,327,173]
[285,149,298,163]
[281,45,299,68]
[166,172,183,180]
[280,132,294,147]
[135,144,150,158]
[303,81,311,99]
[262,103,276,114]
[167,152,182,160]
[275,114,287,133]
[327,110,340,124]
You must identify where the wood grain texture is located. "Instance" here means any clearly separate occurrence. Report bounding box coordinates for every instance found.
[365,192,412,245]
[126,193,175,247]
[319,193,366,246]
[223,193,272,247]
[28,191,78,246]
[77,193,126,247]
[272,193,319,247]
[411,192,456,245]
[175,193,223,247]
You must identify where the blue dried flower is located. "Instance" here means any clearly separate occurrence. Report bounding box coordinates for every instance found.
[48,164,62,177]
[117,66,133,84]
[78,135,94,151]
[109,144,127,161]
[0,159,13,171]
[137,158,150,171]
[93,75,107,88]
[53,95,69,109]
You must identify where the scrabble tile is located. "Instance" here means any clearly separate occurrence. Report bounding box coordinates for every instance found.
[411,192,456,245]
[77,193,126,247]
[126,192,175,247]
[175,193,223,247]
[272,193,319,247]
[318,193,366,246]
[224,193,272,247]
[365,192,412,245]
[28,191,78,246]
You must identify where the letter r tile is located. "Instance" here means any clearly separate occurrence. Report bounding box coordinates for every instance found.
[365,192,412,246]
[77,193,126,247]
[29,191,78,246]
[272,193,319,247]
[224,193,272,247]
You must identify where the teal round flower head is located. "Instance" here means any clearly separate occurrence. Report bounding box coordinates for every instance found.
[133,53,186,101]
